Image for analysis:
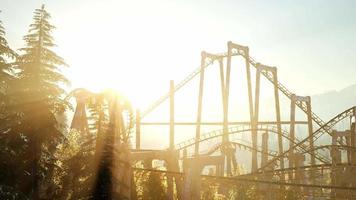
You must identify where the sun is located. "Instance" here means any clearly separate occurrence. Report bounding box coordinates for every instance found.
[53,1,216,112]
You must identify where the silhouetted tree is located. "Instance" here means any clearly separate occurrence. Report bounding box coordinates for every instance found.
[0,12,26,199]
[0,11,17,133]
[9,4,70,199]
[90,93,134,199]
[92,97,118,200]
[0,12,16,92]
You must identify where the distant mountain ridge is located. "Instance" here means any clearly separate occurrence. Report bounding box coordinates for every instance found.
[312,84,356,121]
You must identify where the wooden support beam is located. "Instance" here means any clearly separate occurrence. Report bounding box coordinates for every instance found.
[245,46,255,174]
[170,80,175,150]
[252,65,261,172]
[306,97,315,184]
[71,100,89,135]
[351,123,356,165]
[168,80,175,200]
[289,94,296,179]
[225,42,233,176]
[254,63,283,176]
[273,68,284,178]
[195,51,206,157]
[218,55,226,147]
[135,110,141,149]
[261,131,269,167]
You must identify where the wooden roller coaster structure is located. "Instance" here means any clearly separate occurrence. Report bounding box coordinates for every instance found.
[69,41,356,199]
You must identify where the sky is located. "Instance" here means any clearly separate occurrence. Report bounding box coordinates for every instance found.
[2,0,356,148]
[2,0,356,105]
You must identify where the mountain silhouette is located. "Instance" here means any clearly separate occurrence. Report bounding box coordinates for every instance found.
[312,84,356,121]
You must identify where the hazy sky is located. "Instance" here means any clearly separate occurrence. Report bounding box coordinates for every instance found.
[2,0,356,150]
[1,0,356,109]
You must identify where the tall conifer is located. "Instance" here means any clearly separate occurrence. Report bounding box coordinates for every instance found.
[0,12,16,89]
[14,5,69,199]
[0,12,22,199]
[0,12,16,111]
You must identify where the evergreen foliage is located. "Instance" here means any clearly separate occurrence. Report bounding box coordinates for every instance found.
[0,13,16,91]
[0,5,70,199]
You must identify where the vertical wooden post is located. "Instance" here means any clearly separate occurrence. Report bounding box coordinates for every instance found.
[170,80,175,150]
[289,94,296,180]
[245,47,256,173]
[167,159,174,200]
[347,131,352,164]
[351,121,356,165]
[261,131,270,200]
[194,51,206,157]
[331,131,341,164]
[294,153,305,188]
[94,107,105,170]
[82,102,90,136]
[306,97,315,183]
[218,58,225,103]
[168,80,175,200]
[71,98,89,136]
[218,57,226,145]
[273,69,284,178]
[252,66,261,172]
[224,42,233,176]
[135,109,141,150]
[218,57,226,142]
[190,52,206,200]
[331,131,339,198]
[352,116,356,199]
[219,55,231,175]
[261,131,269,167]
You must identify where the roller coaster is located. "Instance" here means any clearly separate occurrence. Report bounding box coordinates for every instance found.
[69,41,356,199]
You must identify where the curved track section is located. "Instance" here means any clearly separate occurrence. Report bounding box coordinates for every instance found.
[304,145,356,153]
[199,141,278,158]
[259,106,356,171]
[175,124,329,163]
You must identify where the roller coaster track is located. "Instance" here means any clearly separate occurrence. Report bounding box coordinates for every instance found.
[241,163,356,177]
[140,44,332,144]
[140,57,216,118]
[303,145,356,153]
[236,50,333,144]
[175,124,330,163]
[183,137,278,158]
[231,142,278,157]
[133,167,356,190]
[259,106,356,171]
[198,141,278,158]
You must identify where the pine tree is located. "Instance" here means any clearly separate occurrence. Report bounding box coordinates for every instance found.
[16,4,69,113]
[0,11,17,125]
[92,97,118,200]
[12,4,70,199]
[0,12,16,93]
[0,12,24,198]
